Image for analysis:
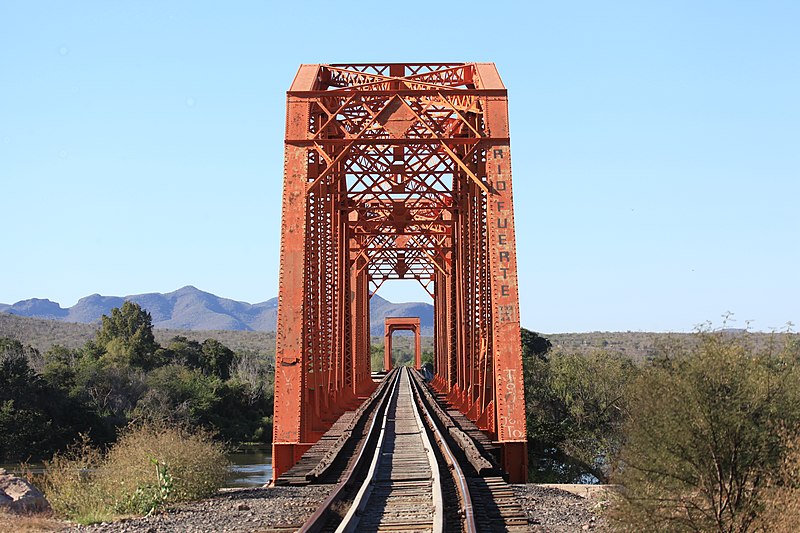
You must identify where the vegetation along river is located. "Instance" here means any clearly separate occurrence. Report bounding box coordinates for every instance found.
[0,446,273,489]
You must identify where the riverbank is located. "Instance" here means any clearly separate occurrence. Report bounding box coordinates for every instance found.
[0,446,273,492]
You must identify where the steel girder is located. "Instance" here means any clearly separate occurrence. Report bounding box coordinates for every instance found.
[384,317,422,371]
[273,63,527,482]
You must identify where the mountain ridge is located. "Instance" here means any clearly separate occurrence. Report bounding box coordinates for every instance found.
[0,286,433,336]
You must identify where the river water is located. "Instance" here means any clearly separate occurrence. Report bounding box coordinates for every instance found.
[226,445,272,487]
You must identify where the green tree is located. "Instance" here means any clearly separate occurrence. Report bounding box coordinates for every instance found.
[229,350,275,410]
[72,356,147,423]
[370,343,384,371]
[135,364,221,426]
[421,350,434,365]
[0,339,52,460]
[523,346,636,483]
[200,339,234,380]
[165,336,204,369]
[166,336,235,380]
[549,351,635,481]
[0,338,102,461]
[755,431,800,532]
[95,301,161,370]
[521,328,552,360]
[611,331,800,532]
[206,379,272,442]
[42,344,81,391]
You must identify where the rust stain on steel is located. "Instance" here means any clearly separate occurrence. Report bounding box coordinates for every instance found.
[273,63,528,482]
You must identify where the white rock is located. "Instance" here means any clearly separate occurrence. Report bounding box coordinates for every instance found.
[0,471,51,513]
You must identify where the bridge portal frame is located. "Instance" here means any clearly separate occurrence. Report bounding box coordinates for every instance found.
[384,316,422,370]
[273,63,527,482]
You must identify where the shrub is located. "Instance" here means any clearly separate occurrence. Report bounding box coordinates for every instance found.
[610,329,800,532]
[40,435,110,524]
[524,349,637,483]
[521,328,552,360]
[754,431,800,532]
[97,422,228,513]
[42,423,228,523]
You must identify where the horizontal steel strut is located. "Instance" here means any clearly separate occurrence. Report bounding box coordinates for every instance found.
[273,63,527,483]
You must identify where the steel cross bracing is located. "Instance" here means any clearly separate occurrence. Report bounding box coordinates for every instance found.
[273,63,528,483]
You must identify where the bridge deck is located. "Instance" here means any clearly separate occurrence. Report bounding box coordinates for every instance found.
[356,369,436,531]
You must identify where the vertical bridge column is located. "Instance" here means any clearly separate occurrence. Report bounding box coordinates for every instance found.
[273,65,377,479]
[272,67,316,476]
[478,63,528,483]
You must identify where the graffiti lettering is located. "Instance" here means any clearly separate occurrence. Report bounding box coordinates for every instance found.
[498,305,516,322]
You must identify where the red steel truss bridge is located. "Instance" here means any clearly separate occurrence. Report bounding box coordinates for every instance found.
[272,62,528,484]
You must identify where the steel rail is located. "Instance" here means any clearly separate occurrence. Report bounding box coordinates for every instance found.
[301,366,478,532]
[333,368,411,532]
[409,368,478,533]
[406,367,445,533]
[298,368,400,533]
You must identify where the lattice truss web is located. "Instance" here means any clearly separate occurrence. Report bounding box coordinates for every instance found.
[274,62,527,483]
[302,63,491,298]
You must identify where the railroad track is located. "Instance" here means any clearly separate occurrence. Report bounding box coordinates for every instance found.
[290,367,530,532]
[297,367,474,532]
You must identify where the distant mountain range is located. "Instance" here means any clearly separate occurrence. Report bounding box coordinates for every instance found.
[0,286,433,336]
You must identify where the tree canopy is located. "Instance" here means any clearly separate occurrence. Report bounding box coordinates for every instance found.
[0,303,274,462]
[95,301,161,370]
[611,331,800,531]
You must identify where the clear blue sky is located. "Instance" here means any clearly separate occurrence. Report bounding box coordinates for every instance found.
[1,1,798,333]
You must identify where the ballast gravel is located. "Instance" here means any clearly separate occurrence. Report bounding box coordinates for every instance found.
[55,484,606,532]
[513,484,608,532]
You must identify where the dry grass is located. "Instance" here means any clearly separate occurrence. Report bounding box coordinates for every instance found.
[40,423,229,524]
[39,435,111,524]
[0,510,65,532]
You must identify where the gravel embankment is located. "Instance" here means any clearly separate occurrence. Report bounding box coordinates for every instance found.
[46,483,607,532]
[63,486,332,533]
[513,484,608,532]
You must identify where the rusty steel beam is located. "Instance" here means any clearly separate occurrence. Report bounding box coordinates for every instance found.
[273,63,528,482]
[383,317,422,370]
